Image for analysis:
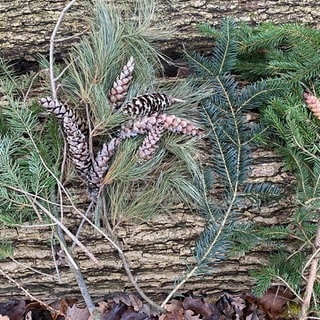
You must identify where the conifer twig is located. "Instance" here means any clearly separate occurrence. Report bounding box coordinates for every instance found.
[49,0,77,99]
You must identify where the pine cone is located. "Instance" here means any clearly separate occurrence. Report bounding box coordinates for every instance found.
[304,92,320,120]
[62,116,91,179]
[108,57,135,111]
[121,93,185,118]
[157,114,204,136]
[118,114,158,139]
[88,137,122,184]
[138,125,164,160]
[119,113,203,139]
[39,97,88,134]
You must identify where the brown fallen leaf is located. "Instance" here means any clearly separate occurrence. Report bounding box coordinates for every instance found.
[216,293,246,319]
[66,304,90,320]
[182,295,212,317]
[247,286,295,320]
[0,300,25,320]
[159,299,184,320]
[184,309,201,319]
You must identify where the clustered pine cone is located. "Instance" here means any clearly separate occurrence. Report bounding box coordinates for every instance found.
[40,97,92,180]
[119,114,204,139]
[304,92,320,120]
[62,116,91,179]
[40,59,203,200]
[87,137,122,196]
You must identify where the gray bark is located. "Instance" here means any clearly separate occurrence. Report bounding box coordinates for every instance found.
[1,0,319,62]
[0,146,296,303]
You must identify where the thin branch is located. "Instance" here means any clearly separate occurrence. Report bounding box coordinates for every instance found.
[101,196,165,314]
[0,267,69,320]
[301,218,320,319]
[55,221,97,317]
[49,0,77,99]
[50,230,63,284]
[11,186,101,266]
[10,257,59,282]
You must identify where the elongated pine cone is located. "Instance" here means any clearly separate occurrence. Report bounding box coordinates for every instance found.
[304,92,320,120]
[87,137,122,195]
[63,116,91,179]
[139,125,165,160]
[118,114,158,139]
[119,113,203,138]
[108,57,135,111]
[157,114,204,136]
[121,93,184,118]
[39,97,88,134]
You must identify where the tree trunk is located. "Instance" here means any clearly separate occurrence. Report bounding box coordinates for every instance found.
[1,0,320,64]
[0,146,296,303]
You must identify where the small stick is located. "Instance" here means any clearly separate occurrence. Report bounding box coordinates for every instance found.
[300,218,320,319]
[49,0,77,99]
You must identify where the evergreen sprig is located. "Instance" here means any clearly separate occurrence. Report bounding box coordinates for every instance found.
[233,20,320,311]
[235,23,320,85]
[0,60,61,225]
[163,20,281,302]
[40,0,205,221]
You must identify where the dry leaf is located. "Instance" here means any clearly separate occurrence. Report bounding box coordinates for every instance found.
[184,309,201,319]
[0,300,25,320]
[182,296,212,317]
[247,286,295,320]
[160,300,184,320]
[66,304,90,320]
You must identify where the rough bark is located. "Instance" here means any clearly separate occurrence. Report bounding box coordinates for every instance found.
[1,0,320,64]
[0,146,296,303]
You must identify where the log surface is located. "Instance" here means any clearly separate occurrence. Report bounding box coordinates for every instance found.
[1,0,320,63]
[0,146,296,303]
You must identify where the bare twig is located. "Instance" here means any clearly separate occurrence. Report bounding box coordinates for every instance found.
[100,196,165,314]
[49,0,77,99]
[300,218,320,319]
[55,221,97,317]
[50,231,63,284]
[0,267,69,320]
[9,185,101,266]
[10,257,59,282]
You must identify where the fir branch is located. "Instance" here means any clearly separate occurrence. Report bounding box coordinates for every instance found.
[163,18,279,306]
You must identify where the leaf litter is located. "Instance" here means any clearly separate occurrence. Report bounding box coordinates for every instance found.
[0,285,300,319]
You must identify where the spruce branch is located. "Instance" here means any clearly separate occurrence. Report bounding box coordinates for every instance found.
[162,18,281,309]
